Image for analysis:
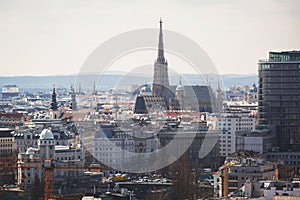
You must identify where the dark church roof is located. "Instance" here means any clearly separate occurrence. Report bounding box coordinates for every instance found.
[170,85,213,101]
[134,95,167,114]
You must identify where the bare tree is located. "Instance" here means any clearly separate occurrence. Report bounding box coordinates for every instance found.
[30,176,44,200]
[167,152,213,200]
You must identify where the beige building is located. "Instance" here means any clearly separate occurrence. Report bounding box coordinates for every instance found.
[17,129,84,191]
[213,153,276,198]
[0,128,17,154]
[0,128,17,185]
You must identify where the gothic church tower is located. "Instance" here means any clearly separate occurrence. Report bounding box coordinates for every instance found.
[152,18,170,99]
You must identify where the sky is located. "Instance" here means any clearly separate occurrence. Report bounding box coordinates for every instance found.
[0,0,299,76]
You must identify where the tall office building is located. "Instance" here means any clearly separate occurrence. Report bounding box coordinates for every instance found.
[258,51,300,152]
[152,18,171,107]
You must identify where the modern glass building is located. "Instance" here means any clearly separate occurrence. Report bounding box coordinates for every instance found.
[258,51,300,152]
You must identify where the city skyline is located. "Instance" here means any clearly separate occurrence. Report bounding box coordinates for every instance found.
[0,0,299,76]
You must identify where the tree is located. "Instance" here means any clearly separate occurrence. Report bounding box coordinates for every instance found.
[30,176,44,200]
[145,190,165,200]
[168,152,193,199]
[0,150,17,186]
[167,152,213,200]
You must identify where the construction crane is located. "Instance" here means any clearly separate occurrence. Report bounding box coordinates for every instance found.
[218,161,235,197]
[0,157,109,200]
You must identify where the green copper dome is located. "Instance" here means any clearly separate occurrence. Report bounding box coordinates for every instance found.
[176,77,185,91]
[176,84,185,91]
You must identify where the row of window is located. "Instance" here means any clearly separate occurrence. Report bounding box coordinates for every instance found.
[219,118,254,122]
[94,152,133,157]
[222,144,232,147]
[95,147,134,152]
[219,123,254,126]
[0,143,13,147]
[220,127,253,131]
[220,140,232,143]
[0,149,13,152]
[17,141,67,145]
[0,138,13,142]
[220,135,232,139]
[268,154,300,159]
[40,140,55,145]
[220,148,232,152]
[94,141,135,146]
[56,156,81,160]
[24,135,61,140]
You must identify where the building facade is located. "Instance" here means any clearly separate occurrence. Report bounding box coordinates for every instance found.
[1,85,19,99]
[258,51,300,152]
[0,128,17,154]
[17,129,85,192]
[214,154,276,198]
[236,129,274,154]
[14,125,73,153]
[93,123,135,170]
[217,109,256,156]
[0,128,17,185]
[158,125,220,170]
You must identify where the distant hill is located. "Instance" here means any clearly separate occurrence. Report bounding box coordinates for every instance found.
[0,74,257,93]
[221,74,257,87]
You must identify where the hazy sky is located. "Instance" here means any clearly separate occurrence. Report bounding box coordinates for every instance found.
[0,0,299,76]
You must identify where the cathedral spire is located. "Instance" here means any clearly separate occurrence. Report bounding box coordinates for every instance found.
[157,18,166,64]
[153,18,170,108]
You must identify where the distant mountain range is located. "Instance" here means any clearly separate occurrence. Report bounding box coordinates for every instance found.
[0,73,257,93]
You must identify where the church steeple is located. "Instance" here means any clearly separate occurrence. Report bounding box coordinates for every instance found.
[153,18,170,108]
[157,18,166,64]
[51,84,58,111]
[70,84,77,111]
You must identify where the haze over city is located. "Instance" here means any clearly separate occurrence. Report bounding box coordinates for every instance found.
[0,0,299,76]
[2,1,300,200]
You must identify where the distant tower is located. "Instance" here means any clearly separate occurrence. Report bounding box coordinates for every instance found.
[216,82,223,112]
[176,77,185,110]
[78,83,82,95]
[152,18,170,101]
[71,84,77,111]
[51,84,58,111]
[92,81,97,95]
